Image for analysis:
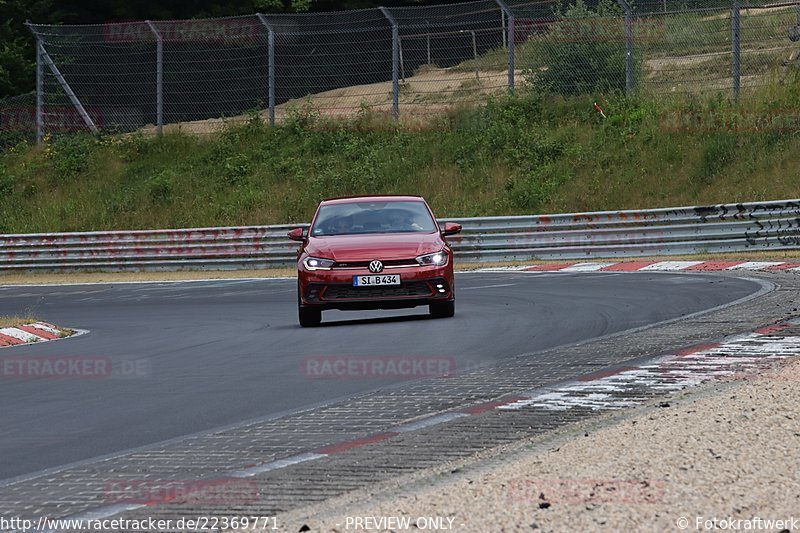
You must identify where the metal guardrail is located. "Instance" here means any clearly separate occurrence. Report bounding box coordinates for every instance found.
[1,199,799,271]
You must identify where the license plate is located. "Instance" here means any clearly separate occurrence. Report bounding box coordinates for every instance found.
[353,274,400,286]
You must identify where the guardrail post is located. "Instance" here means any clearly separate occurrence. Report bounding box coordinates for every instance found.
[379,7,400,120]
[35,38,44,145]
[732,0,741,100]
[256,13,276,127]
[494,0,515,94]
[146,21,164,136]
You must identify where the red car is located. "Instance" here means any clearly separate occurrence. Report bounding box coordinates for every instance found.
[288,195,462,327]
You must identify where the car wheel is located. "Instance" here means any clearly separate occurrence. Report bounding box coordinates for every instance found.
[299,306,321,327]
[429,300,455,318]
[298,282,322,327]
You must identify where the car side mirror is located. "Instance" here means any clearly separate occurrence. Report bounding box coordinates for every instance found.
[287,227,305,242]
[441,222,462,236]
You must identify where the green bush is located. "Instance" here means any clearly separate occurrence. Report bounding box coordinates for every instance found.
[222,153,250,186]
[145,170,174,203]
[0,165,16,196]
[48,134,94,181]
[504,163,572,210]
[696,133,738,183]
[525,0,635,97]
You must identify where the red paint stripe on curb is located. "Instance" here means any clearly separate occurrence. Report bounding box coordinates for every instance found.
[17,325,58,340]
[685,261,745,270]
[675,342,721,356]
[577,366,638,381]
[600,261,656,271]
[753,323,792,335]
[765,262,800,270]
[525,263,577,271]
[315,432,398,455]
[0,333,24,345]
[460,396,529,415]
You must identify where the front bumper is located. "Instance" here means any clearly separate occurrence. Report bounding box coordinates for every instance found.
[299,265,454,310]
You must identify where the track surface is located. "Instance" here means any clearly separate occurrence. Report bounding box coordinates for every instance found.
[0,272,760,481]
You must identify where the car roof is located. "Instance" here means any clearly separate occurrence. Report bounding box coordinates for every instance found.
[320,195,425,206]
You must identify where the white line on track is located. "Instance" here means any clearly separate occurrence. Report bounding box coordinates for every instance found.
[461,283,517,290]
[0,277,295,288]
[228,452,327,478]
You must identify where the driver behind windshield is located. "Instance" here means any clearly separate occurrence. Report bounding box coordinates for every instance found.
[388,210,423,232]
[331,217,352,235]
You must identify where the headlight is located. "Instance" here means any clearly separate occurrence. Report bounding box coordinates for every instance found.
[416,251,448,266]
[303,257,335,270]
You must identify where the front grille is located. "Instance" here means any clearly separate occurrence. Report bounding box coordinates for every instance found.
[334,259,418,269]
[322,281,433,300]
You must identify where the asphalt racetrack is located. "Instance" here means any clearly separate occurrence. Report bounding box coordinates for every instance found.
[0,271,762,481]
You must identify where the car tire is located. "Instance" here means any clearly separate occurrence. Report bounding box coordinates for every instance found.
[429,300,455,318]
[298,282,322,327]
[299,306,321,327]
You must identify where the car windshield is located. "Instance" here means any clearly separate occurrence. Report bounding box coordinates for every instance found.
[311,200,438,236]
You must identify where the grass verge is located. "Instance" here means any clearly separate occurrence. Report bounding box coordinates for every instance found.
[2,70,800,233]
[0,314,39,328]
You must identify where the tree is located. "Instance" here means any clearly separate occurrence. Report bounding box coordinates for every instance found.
[0,0,57,97]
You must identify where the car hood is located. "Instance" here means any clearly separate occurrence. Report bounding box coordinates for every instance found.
[305,233,444,261]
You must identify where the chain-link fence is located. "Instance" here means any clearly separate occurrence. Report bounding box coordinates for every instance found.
[2,0,799,143]
[635,0,800,95]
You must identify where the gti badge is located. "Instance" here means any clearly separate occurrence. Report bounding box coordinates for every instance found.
[368,260,384,273]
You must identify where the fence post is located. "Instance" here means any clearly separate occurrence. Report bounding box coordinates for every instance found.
[470,30,480,80]
[35,39,44,145]
[732,0,741,100]
[501,10,507,50]
[494,0,515,94]
[616,0,634,95]
[146,21,163,136]
[25,23,98,133]
[379,7,400,120]
[426,20,431,64]
[256,14,276,127]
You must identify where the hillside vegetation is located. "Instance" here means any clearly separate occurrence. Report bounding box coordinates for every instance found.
[2,81,800,233]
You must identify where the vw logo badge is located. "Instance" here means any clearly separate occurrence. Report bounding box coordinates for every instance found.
[369,260,384,273]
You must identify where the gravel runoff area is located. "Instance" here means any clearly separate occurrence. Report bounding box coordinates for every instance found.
[269,356,800,533]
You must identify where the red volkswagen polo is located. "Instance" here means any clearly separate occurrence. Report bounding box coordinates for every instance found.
[288,195,462,327]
